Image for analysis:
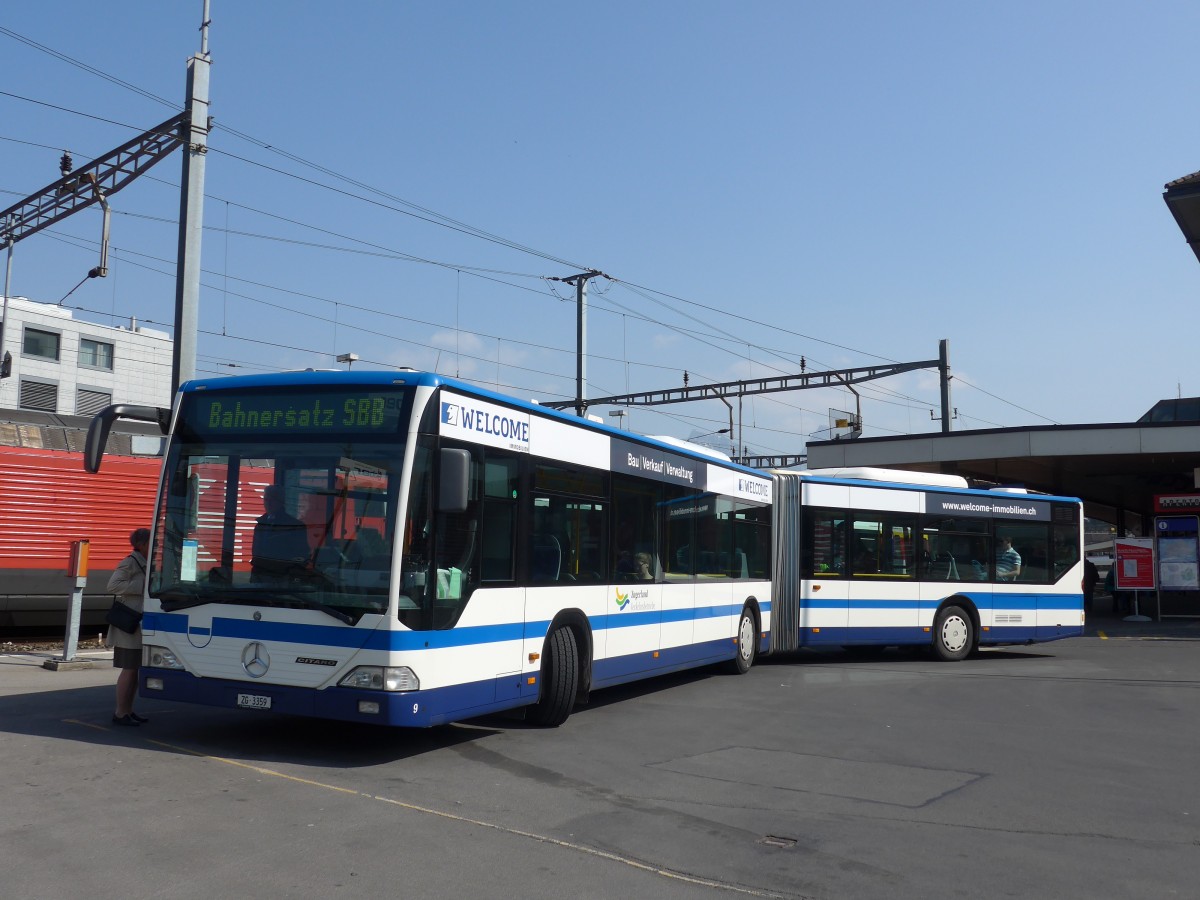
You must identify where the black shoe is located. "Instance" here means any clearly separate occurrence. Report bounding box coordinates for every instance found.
[129,712,149,724]
[111,714,140,727]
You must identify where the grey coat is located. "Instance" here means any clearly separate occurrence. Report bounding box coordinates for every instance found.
[104,551,147,650]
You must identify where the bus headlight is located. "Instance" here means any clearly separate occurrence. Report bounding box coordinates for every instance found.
[144,644,185,670]
[338,666,419,692]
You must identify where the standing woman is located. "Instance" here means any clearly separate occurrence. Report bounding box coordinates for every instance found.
[107,527,150,726]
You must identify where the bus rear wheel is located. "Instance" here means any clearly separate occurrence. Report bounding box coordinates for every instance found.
[528,626,579,726]
[933,605,973,661]
[726,606,758,674]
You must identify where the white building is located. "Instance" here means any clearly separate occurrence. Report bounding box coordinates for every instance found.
[0,296,173,414]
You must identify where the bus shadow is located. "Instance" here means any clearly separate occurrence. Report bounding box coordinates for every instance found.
[0,683,502,768]
[470,665,731,727]
[756,645,1057,665]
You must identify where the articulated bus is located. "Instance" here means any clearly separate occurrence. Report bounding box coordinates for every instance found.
[770,469,1084,660]
[85,371,1083,728]
[86,371,773,726]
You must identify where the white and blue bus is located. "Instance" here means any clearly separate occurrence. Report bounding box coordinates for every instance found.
[770,469,1085,658]
[86,371,773,727]
[85,373,1083,728]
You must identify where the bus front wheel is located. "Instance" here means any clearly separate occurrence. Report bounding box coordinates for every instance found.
[726,606,758,674]
[528,626,579,727]
[933,605,973,662]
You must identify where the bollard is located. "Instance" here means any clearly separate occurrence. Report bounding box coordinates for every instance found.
[43,540,95,672]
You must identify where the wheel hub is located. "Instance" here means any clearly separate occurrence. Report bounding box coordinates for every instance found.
[941,616,967,652]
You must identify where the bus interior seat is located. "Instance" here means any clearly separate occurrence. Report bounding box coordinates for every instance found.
[531,534,561,582]
[313,544,347,570]
[719,549,749,578]
[931,551,959,581]
[356,527,387,556]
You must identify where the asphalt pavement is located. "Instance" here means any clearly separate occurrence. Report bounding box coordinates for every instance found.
[3,593,1196,676]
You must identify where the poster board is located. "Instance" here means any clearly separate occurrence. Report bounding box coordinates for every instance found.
[1113,538,1155,591]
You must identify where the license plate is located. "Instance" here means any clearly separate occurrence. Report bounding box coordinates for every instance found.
[236,693,272,710]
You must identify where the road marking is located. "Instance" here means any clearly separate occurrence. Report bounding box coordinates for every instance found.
[63,718,110,732]
[133,735,787,898]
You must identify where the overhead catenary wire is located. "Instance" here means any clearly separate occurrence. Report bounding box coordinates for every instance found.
[0,93,934,414]
[1,85,902,378]
[0,33,1044,431]
[36,225,931,432]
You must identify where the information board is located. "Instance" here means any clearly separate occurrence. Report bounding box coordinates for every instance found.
[1114,538,1155,591]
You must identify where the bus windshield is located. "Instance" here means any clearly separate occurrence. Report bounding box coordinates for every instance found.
[149,385,412,623]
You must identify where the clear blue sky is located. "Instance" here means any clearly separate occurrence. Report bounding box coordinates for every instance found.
[3,1,1199,458]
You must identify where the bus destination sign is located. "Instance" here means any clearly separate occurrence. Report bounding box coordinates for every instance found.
[187,390,408,436]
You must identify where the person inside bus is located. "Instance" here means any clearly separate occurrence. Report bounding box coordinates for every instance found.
[995,535,1022,581]
[632,552,654,580]
[853,539,877,574]
[251,484,311,581]
[614,519,650,580]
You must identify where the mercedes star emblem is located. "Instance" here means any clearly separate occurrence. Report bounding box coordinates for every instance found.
[241,642,270,678]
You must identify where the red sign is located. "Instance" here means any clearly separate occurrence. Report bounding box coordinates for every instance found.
[1114,538,1155,590]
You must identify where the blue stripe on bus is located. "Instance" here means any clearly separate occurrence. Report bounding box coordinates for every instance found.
[145,598,772,654]
[144,667,524,727]
[142,634,751,727]
[795,593,1082,611]
[792,623,1082,647]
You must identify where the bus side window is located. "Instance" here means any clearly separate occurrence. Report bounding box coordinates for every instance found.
[432,446,481,624]
[480,454,519,582]
[803,508,846,578]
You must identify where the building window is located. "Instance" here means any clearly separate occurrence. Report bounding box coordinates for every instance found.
[19,379,57,411]
[76,388,112,416]
[79,338,114,370]
[23,328,60,361]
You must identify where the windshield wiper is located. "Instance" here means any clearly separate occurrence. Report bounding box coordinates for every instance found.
[156,588,213,612]
[155,584,357,625]
[268,592,357,624]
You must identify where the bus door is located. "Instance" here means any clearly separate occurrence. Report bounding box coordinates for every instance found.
[606,484,666,672]
[847,513,918,643]
[527,466,613,671]
[921,517,992,633]
[800,507,849,646]
[686,495,741,664]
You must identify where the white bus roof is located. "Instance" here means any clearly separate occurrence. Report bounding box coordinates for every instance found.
[644,435,732,462]
[795,466,970,489]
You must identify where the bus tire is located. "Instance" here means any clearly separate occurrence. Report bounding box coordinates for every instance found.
[528,626,578,727]
[932,604,973,662]
[726,605,758,674]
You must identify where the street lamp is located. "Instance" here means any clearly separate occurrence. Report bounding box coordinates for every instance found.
[609,409,626,429]
[336,352,359,370]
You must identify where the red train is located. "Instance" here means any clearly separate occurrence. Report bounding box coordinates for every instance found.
[1,409,389,629]
[0,411,161,629]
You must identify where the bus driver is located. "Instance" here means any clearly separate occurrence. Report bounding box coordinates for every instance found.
[251,484,310,581]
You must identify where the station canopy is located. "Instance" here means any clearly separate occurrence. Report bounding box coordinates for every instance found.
[806,410,1200,527]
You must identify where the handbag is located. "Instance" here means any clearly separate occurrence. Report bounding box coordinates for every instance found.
[105,599,143,634]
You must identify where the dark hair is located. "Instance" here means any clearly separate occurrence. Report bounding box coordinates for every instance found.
[130,528,151,547]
